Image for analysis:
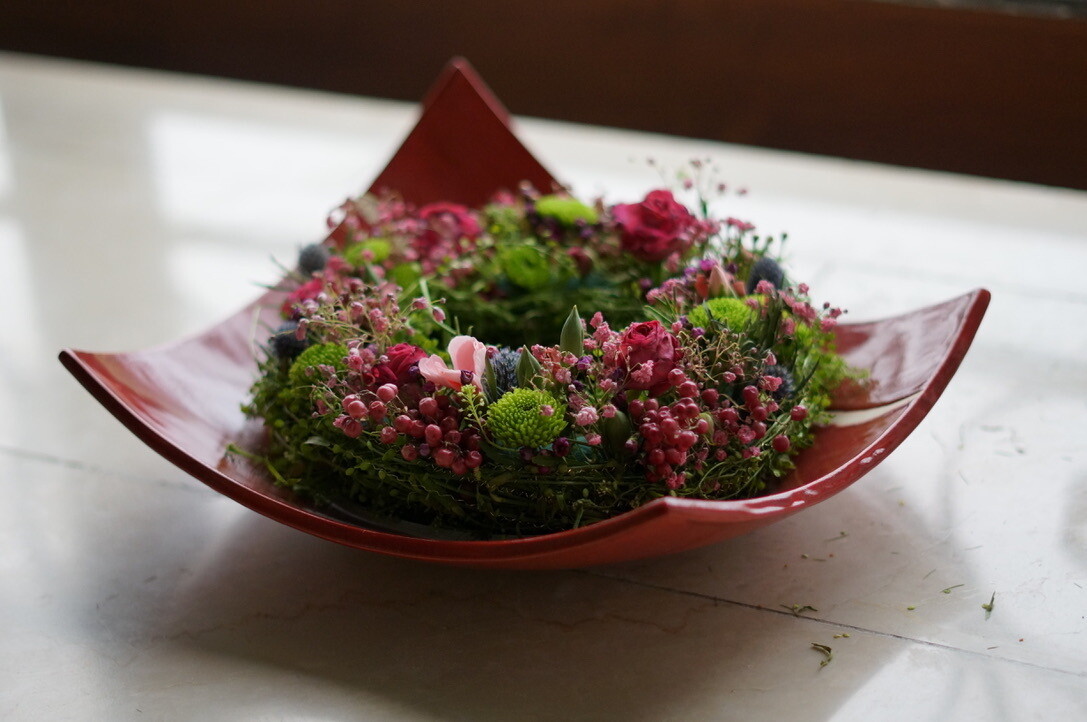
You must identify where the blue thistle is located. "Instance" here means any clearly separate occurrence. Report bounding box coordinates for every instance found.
[491,347,522,393]
[269,321,310,360]
[763,364,795,400]
[298,243,330,275]
[746,256,786,293]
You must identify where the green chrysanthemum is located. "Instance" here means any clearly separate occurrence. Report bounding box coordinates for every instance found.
[344,238,392,265]
[688,297,757,331]
[486,388,567,449]
[288,342,348,387]
[499,245,551,290]
[535,195,598,226]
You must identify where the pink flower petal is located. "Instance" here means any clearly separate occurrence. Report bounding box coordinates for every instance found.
[446,335,486,387]
[418,354,457,389]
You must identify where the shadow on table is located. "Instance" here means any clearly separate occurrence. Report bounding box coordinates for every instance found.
[92,475,966,721]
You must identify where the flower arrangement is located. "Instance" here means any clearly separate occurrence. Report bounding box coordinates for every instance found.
[242,171,853,538]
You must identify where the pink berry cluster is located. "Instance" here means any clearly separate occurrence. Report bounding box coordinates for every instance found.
[390,395,485,475]
[330,381,487,477]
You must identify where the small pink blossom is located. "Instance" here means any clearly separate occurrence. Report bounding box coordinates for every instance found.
[575,407,599,426]
[539,405,555,417]
[630,360,655,387]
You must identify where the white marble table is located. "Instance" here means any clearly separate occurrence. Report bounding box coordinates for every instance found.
[1,52,1085,720]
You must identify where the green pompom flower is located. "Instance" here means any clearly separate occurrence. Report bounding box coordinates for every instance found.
[486,388,567,449]
[535,195,598,226]
[344,238,392,266]
[499,245,551,290]
[688,297,757,331]
[288,342,348,387]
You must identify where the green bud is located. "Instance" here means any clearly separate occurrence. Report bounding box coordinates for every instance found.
[482,353,500,402]
[602,409,633,458]
[559,306,584,356]
[516,345,542,387]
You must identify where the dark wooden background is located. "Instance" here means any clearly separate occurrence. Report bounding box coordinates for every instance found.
[3,0,1085,190]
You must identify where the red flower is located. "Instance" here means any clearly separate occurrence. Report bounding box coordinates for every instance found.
[281,277,324,317]
[420,202,481,239]
[371,343,428,387]
[612,190,697,263]
[618,321,682,396]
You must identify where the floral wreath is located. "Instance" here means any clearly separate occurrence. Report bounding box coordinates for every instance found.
[241,168,853,538]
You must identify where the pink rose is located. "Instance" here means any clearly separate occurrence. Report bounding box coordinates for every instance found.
[618,321,682,396]
[612,190,697,263]
[417,336,487,390]
[371,343,428,387]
